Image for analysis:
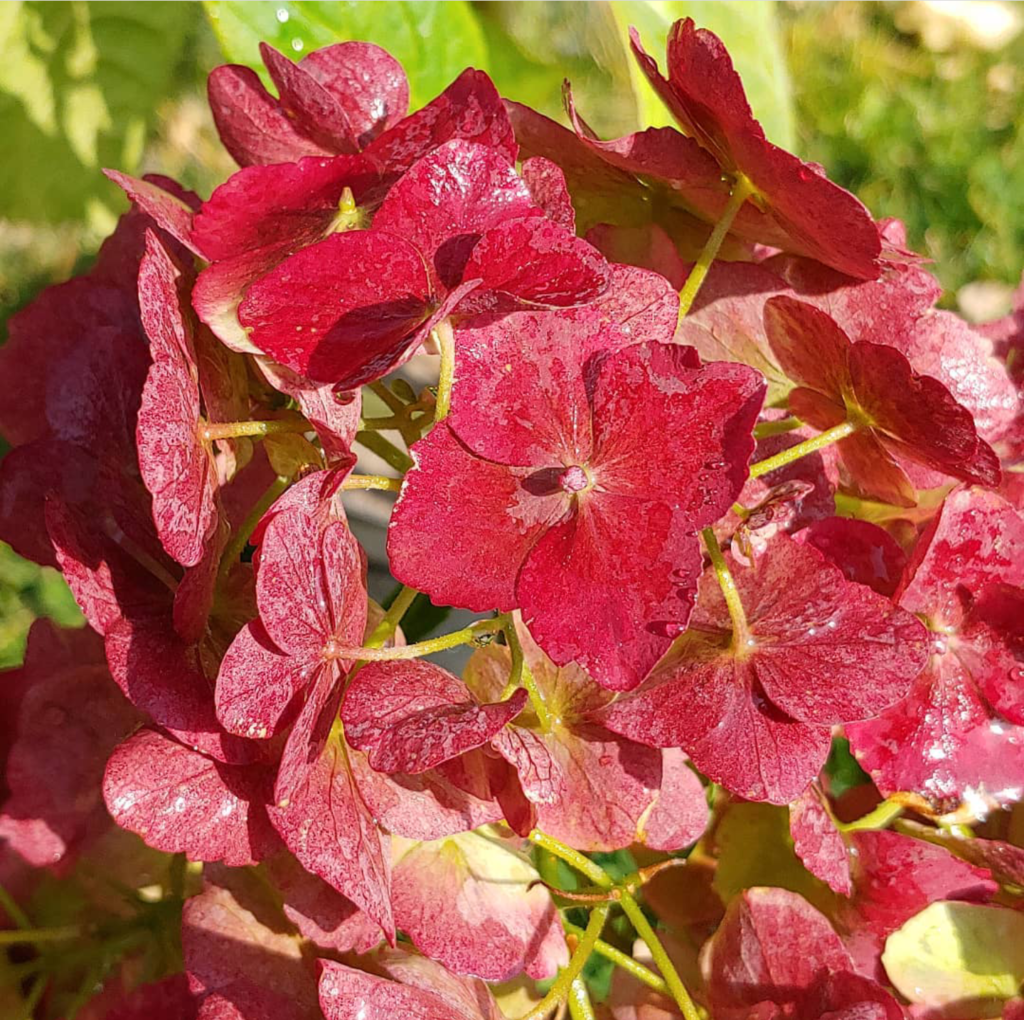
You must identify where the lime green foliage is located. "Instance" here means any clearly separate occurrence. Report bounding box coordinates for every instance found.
[0,543,82,668]
[0,1,195,226]
[612,0,794,148]
[785,2,1024,294]
[203,1,487,110]
[882,901,1024,1016]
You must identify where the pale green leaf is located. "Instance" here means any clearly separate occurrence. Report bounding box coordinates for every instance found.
[882,901,1024,1018]
[0,1,195,223]
[202,1,487,111]
[609,0,795,149]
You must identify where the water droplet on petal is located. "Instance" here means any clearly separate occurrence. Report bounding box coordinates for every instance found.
[291,37,304,52]
[276,7,289,22]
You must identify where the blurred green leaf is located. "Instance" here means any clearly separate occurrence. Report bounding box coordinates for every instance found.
[203,1,487,110]
[610,0,794,148]
[0,1,195,225]
[0,543,82,669]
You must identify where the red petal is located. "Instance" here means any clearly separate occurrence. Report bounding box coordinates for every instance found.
[463,216,609,307]
[238,230,432,384]
[521,156,575,230]
[342,659,527,774]
[208,63,329,167]
[703,887,853,1019]
[797,517,908,598]
[104,729,277,866]
[388,424,565,613]
[366,68,516,175]
[373,139,533,289]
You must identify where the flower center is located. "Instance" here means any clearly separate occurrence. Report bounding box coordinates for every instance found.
[559,464,591,494]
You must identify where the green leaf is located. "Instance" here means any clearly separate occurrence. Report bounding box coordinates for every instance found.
[202,1,487,111]
[882,901,1024,1016]
[609,0,795,149]
[0,1,195,224]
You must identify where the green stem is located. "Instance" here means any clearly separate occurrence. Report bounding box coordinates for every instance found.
[839,797,904,833]
[504,619,553,730]
[202,418,309,442]
[529,831,611,888]
[753,416,802,439]
[0,879,31,929]
[368,380,405,414]
[678,175,755,319]
[19,975,48,1020]
[341,474,403,492]
[218,475,288,581]
[366,585,419,649]
[433,318,456,422]
[331,618,504,662]
[702,528,751,653]
[619,896,701,1020]
[355,430,415,474]
[568,977,596,1020]
[0,925,81,945]
[563,922,668,995]
[518,903,612,1020]
[748,420,858,478]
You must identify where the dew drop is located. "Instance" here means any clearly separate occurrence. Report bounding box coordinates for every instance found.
[1010,666,1024,684]
[276,7,289,22]
[291,37,304,52]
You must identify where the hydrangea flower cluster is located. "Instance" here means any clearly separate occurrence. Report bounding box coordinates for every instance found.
[2,19,1023,1020]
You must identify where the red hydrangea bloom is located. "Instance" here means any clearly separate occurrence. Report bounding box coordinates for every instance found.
[460,622,709,851]
[193,63,518,355]
[623,20,882,279]
[0,621,139,867]
[847,488,1024,817]
[601,534,929,803]
[233,140,608,387]
[796,518,907,599]
[703,888,904,1020]
[389,294,764,691]
[209,42,410,167]
[764,295,1001,505]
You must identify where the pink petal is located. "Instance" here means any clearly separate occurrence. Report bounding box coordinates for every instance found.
[268,736,394,941]
[256,512,366,657]
[265,852,382,954]
[342,659,527,774]
[789,785,852,895]
[350,749,504,841]
[104,728,277,866]
[642,748,711,852]
[392,832,567,981]
[183,871,320,1019]
[216,620,309,740]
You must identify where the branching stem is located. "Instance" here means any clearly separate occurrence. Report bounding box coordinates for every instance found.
[702,527,751,653]
[433,318,456,421]
[748,420,857,478]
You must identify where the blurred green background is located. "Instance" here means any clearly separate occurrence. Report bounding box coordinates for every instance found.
[1,0,1022,667]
